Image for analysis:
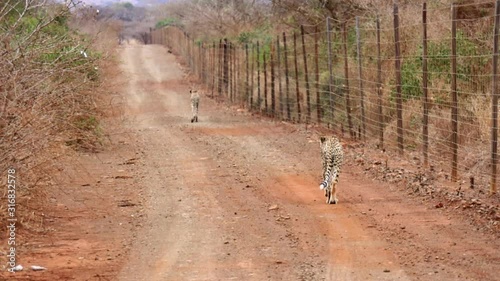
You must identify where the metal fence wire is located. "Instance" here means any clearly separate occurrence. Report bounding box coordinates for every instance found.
[150,2,500,196]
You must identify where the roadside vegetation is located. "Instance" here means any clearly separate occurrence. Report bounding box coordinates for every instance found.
[0,0,120,232]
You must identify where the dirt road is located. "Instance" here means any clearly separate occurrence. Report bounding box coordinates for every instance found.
[114,42,499,281]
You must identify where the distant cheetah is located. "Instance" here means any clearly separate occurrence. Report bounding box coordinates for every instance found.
[190,89,200,123]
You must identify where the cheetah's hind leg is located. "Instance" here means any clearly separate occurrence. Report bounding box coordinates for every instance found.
[327,183,338,204]
[325,188,331,203]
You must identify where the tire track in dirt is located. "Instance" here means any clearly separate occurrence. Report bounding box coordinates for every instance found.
[116,42,500,281]
[117,43,293,280]
[118,44,225,281]
[187,125,410,280]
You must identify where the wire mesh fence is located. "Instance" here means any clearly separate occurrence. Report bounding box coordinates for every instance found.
[151,1,500,195]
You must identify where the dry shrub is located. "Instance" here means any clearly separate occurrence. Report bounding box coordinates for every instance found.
[0,0,119,232]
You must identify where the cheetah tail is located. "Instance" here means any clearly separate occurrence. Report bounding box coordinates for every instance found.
[320,180,328,189]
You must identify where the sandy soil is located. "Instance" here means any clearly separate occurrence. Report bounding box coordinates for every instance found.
[3,42,499,281]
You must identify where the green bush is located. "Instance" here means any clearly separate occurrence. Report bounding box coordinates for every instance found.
[156,17,179,28]
[391,30,488,102]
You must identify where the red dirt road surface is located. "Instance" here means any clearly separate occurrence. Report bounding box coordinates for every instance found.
[4,42,499,280]
[114,43,499,280]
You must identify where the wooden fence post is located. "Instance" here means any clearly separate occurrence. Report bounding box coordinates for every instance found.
[257,41,261,110]
[301,25,312,124]
[191,38,195,70]
[327,17,335,127]
[393,4,404,154]
[236,44,240,105]
[451,4,458,181]
[491,0,500,195]
[251,44,255,109]
[422,3,429,166]
[212,42,216,98]
[217,39,224,98]
[233,42,237,102]
[376,16,384,149]
[264,51,268,113]
[224,38,229,97]
[203,42,207,83]
[234,43,238,103]
[277,36,283,119]
[356,17,366,140]
[271,42,276,117]
[293,32,301,122]
[228,42,232,101]
[284,32,291,121]
[342,22,354,137]
[246,43,249,108]
[314,26,321,124]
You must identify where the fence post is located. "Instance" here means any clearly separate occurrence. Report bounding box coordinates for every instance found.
[246,43,249,108]
[224,38,229,97]
[197,41,201,80]
[197,40,200,79]
[293,32,301,122]
[236,44,240,105]
[393,4,404,155]
[264,51,268,113]
[251,44,255,109]
[376,16,384,149]
[203,42,207,83]
[191,38,195,70]
[284,32,291,121]
[185,32,189,60]
[233,42,236,101]
[186,33,190,64]
[314,26,321,124]
[227,42,233,102]
[212,42,216,98]
[342,22,355,138]
[194,40,198,79]
[451,4,458,181]
[491,0,500,195]
[201,42,205,82]
[422,3,429,167]
[257,41,261,110]
[210,44,213,87]
[218,39,223,97]
[161,28,164,45]
[231,44,234,101]
[327,17,335,128]
[356,17,366,141]
[234,44,237,103]
[301,25,312,124]
[277,36,283,119]
[233,43,237,103]
[271,42,276,117]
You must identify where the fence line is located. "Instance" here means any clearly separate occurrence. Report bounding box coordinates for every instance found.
[491,0,500,195]
[153,2,500,195]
